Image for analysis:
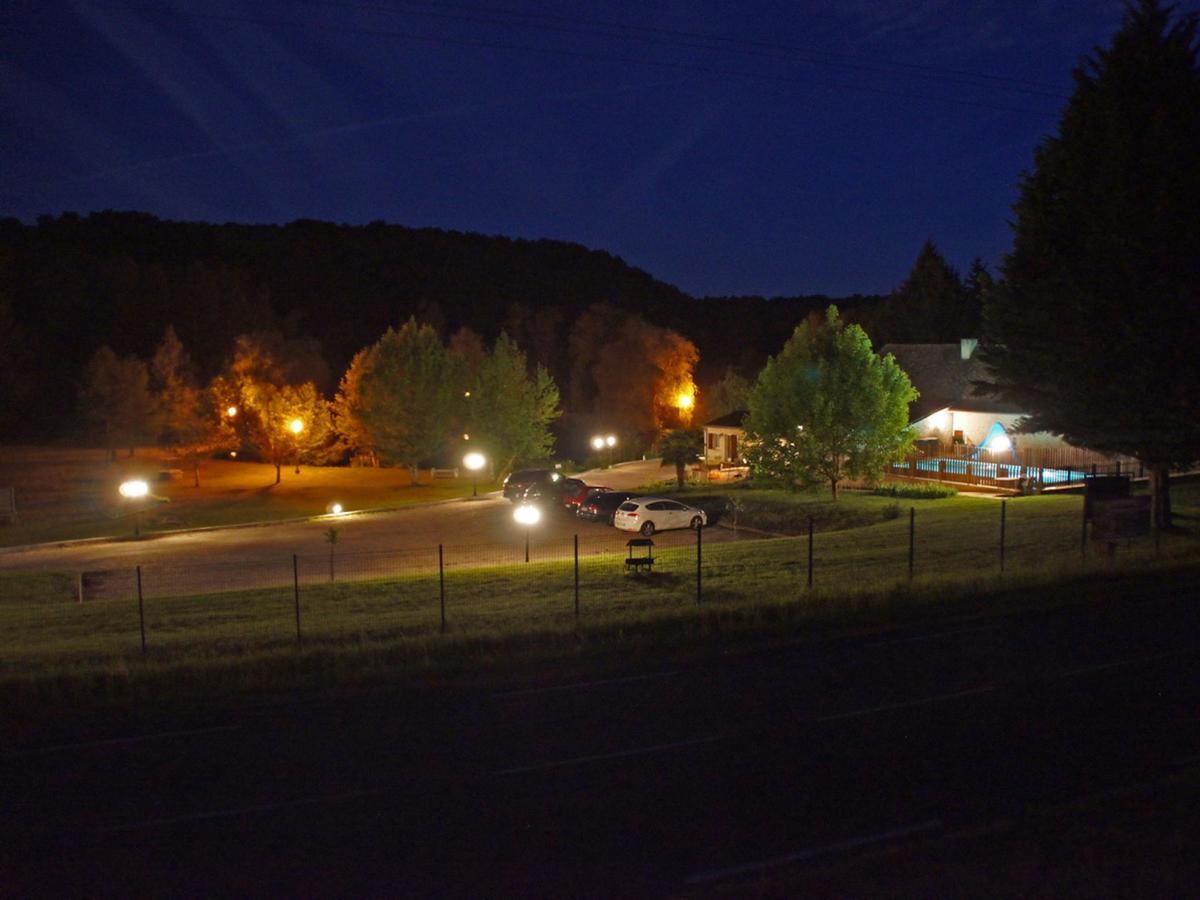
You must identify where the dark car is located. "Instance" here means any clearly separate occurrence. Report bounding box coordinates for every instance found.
[561,481,607,513]
[519,479,571,509]
[503,468,558,502]
[576,490,636,525]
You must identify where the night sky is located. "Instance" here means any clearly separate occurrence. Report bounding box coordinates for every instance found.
[4,1,1194,297]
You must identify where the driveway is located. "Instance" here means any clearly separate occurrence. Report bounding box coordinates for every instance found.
[0,460,747,596]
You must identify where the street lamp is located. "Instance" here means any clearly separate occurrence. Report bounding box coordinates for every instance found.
[289,418,304,474]
[118,479,149,537]
[513,503,540,562]
[463,451,486,497]
[226,405,238,418]
[592,433,618,468]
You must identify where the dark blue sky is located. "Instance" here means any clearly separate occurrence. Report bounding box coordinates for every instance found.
[3,1,1194,297]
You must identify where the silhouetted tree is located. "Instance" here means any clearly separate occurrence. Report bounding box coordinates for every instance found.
[80,346,157,459]
[656,429,702,487]
[982,0,1200,528]
[876,240,969,343]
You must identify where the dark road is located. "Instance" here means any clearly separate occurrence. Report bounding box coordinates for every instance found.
[4,582,1199,897]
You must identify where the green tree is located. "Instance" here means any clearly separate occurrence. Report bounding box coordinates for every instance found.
[746,306,917,499]
[80,346,157,459]
[982,0,1200,528]
[656,429,702,487]
[469,332,561,477]
[698,365,752,423]
[358,318,460,484]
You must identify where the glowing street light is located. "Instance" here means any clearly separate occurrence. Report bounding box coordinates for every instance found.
[118,479,149,537]
[592,433,617,467]
[289,418,304,474]
[513,503,540,562]
[226,405,238,418]
[463,451,486,498]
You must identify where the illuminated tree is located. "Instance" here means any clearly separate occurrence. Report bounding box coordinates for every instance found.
[331,347,378,465]
[568,305,699,447]
[746,306,916,499]
[219,333,334,484]
[151,326,234,486]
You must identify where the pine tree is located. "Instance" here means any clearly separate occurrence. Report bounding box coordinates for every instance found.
[982,0,1200,528]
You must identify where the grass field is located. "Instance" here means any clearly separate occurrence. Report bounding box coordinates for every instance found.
[0,446,500,546]
[3,480,1198,726]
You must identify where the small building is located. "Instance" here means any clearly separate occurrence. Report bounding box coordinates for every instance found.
[882,339,1064,453]
[702,410,749,466]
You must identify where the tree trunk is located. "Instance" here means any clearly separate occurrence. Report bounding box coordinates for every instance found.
[675,460,685,487]
[410,464,420,486]
[830,477,839,500]
[274,462,281,485]
[1149,464,1172,530]
[192,460,200,488]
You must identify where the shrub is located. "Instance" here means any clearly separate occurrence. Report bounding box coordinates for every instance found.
[880,501,902,520]
[872,482,957,500]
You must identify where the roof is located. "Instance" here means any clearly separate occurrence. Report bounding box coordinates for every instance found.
[704,409,749,429]
[881,342,1025,419]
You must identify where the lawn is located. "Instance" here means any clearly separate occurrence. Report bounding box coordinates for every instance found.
[0,446,500,546]
[3,483,1198,726]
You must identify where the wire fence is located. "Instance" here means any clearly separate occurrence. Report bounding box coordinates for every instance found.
[3,501,1192,669]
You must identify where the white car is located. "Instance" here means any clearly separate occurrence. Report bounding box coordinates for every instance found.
[613,497,707,536]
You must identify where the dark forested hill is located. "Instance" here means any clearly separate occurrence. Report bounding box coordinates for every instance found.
[0,212,882,438]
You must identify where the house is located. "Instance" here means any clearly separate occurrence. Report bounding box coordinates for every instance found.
[702,410,749,465]
[881,339,1065,454]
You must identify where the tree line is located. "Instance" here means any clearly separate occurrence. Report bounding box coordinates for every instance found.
[80,307,704,481]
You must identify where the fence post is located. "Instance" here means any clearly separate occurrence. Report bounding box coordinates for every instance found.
[439,544,446,633]
[908,507,915,582]
[807,516,814,590]
[136,565,146,657]
[573,535,580,619]
[999,500,1007,573]
[292,554,302,646]
[696,524,703,606]
[1080,500,1088,561]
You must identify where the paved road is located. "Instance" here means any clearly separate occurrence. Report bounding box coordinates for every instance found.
[4,581,1198,896]
[0,461,745,594]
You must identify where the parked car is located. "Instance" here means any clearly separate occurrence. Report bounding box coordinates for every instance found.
[613,496,707,536]
[562,482,608,513]
[577,490,636,525]
[519,479,572,509]
[503,469,559,502]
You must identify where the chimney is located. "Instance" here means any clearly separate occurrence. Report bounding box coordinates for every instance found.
[960,338,978,360]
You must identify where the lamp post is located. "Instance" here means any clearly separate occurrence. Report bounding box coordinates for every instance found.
[513,503,540,562]
[463,451,486,498]
[289,418,304,474]
[592,434,618,468]
[119,479,149,538]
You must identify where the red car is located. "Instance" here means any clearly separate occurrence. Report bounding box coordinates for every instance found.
[562,482,609,513]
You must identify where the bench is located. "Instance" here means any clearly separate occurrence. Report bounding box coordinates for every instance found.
[625,538,655,573]
[431,468,460,479]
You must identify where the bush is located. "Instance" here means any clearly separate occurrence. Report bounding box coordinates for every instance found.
[880,501,902,520]
[872,482,957,500]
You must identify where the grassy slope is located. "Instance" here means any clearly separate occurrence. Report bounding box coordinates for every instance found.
[3,483,1198,726]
